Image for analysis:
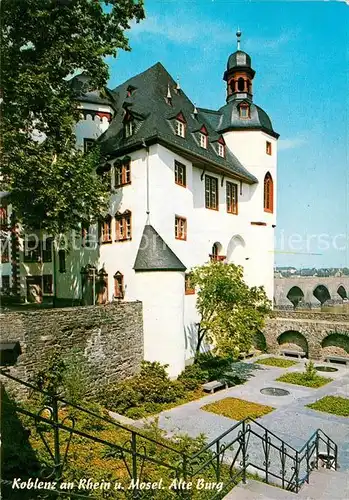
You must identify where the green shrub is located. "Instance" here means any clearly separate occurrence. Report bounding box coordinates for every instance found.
[99,361,188,417]
[304,360,317,381]
[62,348,89,403]
[177,364,209,390]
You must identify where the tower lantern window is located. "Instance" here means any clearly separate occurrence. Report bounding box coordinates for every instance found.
[238,78,245,92]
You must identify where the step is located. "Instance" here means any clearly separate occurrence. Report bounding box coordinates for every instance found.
[223,479,298,499]
[224,470,349,500]
[300,469,349,500]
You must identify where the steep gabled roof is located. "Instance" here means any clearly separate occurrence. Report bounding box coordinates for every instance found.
[69,72,116,108]
[134,225,186,272]
[98,63,258,184]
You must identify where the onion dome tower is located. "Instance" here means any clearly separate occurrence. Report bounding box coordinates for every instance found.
[223,30,256,102]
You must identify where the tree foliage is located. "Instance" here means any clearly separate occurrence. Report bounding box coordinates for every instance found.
[191,262,271,358]
[1,0,145,233]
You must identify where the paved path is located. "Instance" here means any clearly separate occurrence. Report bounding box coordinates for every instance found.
[147,357,349,471]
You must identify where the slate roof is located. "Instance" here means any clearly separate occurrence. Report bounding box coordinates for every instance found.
[98,62,258,184]
[227,50,252,71]
[69,72,116,107]
[217,101,279,138]
[133,225,186,272]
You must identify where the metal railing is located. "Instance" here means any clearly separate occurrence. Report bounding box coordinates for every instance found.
[1,369,338,499]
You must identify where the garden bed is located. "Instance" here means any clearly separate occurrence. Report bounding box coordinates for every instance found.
[276,372,332,388]
[307,396,349,417]
[255,357,298,368]
[202,397,275,420]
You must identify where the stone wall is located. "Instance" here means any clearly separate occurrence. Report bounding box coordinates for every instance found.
[264,311,349,360]
[0,302,143,398]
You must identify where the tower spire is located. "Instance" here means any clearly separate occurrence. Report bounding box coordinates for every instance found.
[236,28,242,50]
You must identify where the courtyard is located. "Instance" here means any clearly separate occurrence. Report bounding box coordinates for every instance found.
[147,356,349,471]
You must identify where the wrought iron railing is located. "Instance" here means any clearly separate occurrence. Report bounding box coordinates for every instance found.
[1,369,338,499]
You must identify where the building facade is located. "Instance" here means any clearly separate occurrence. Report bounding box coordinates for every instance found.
[0,38,279,376]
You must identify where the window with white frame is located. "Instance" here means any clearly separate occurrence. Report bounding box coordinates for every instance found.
[175,120,185,138]
[218,143,225,157]
[200,132,207,148]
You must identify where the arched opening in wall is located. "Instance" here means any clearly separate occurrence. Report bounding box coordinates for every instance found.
[252,330,267,352]
[286,286,304,309]
[237,78,245,92]
[226,235,246,266]
[337,286,347,300]
[210,242,224,262]
[277,330,309,356]
[313,285,331,305]
[321,333,349,358]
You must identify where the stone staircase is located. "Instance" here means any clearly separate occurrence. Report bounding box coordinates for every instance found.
[224,468,349,500]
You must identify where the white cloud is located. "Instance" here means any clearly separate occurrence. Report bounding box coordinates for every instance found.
[129,17,239,45]
[278,138,307,151]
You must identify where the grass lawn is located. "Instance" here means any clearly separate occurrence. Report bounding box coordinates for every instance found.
[276,372,332,388]
[307,396,349,417]
[202,397,274,420]
[255,357,298,368]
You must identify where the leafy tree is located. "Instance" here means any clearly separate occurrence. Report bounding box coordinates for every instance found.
[1,0,145,233]
[191,262,271,359]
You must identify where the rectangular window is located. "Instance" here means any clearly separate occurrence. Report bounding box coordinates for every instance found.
[101,217,112,243]
[226,182,238,214]
[1,275,10,292]
[114,273,124,299]
[43,275,53,294]
[175,120,185,138]
[174,160,186,187]
[124,121,134,138]
[175,216,187,240]
[42,238,53,262]
[84,138,95,153]
[266,141,272,155]
[0,235,10,263]
[185,273,195,295]
[218,143,225,158]
[58,250,66,273]
[0,206,8,228]
[115,213,132,241]
[205,175,219,210]
[199,133,207,149]
[115,161,131,187]
[239,105,250,119]
[23,238,41,262]
[81,223,91,247]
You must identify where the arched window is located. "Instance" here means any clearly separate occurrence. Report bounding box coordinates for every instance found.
[114,271,124,299]
[210,242,225,262]
[237,78,245,92]
[211,243,219,261]
[264,172,274,213]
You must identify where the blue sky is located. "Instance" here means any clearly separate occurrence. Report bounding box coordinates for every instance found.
[106,0,348,269]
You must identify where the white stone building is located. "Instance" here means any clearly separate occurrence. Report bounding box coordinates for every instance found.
[0,38,278,376]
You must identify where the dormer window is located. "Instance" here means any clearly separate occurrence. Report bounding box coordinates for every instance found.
[124,120,134,138]
[239,103,250,119]
[218,143,225,158]
[199,132,207,149]
[126,85,136,98]
[174,112,186,138]
[198,125,208,149]
[175,120,185,137]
